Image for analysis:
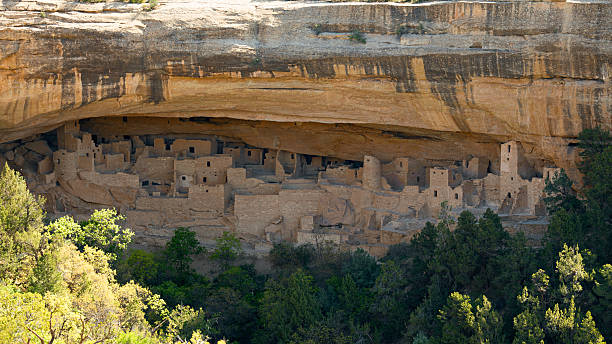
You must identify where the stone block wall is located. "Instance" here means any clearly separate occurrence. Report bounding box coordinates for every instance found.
[235,194,280,237]
[279,189,322,240]
[171,139,213,157]
[363,155,382,191]
[53,150,78,180]
[188,184,226,213]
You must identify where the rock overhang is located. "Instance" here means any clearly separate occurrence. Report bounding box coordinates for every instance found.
[0,0,611,174]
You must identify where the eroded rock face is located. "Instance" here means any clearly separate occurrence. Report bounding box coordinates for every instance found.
[1,0,611,176]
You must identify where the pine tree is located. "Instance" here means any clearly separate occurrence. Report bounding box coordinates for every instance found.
[0,163,45,286]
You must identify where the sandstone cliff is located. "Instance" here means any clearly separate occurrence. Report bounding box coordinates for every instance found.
[1,0,611,173]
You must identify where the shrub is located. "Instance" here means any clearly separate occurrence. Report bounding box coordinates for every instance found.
[312,24,323,35]
[210,231,242,269]
[143,0,158,11]
[348,31,366,44]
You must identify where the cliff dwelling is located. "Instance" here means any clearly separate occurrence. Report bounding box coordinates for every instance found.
[0,116,561,256]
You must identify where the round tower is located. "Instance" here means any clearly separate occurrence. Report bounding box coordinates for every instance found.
[363,155,381,191]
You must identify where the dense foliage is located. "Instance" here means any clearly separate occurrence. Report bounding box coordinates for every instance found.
[1,127,610,343]
[0,163,223,344]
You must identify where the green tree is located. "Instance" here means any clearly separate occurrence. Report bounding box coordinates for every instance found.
[573,311,605,344]
[513,309,545,344]
[163,304,217,343]
[288,316,367,344]
[576,127,611,177]
[383,221,441,333]
[541,209,585,271]
[210,231,242,269]
[341,248,380,290]
[540,128,612,266]
[117,249,160,286]
[164,227,205,275]
[326,273,372,325]
[556,245,589,303]
[512,245,605,344]
[543,169,582,214]
[258,269,322,343]
[213,265,256,300]
[438,292,504,344]
[206,287,257,343]
[0,285,76,344]
[47,209,133,262]
[370,260,411,342]
[0,163,45,285]
[269,242,315,271]
[27,250,63,294]
[589,264,612,339]
[576,127,611,263]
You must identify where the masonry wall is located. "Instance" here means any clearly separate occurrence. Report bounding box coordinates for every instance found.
[321,165,359,185]
[171,139,213,157]
[279,189,322,240]
[223,147,242,165]
[53,150,78,180]
[78,155,94,171]
[427,167,450,211]
[363,155,382,191]
[175,159,196,176]
[57,121,80,149]
[104,153,125,171]
[79,171,139,188]
[111,141,131,162]
[28,122,560,254]
[463,157,488,179]
[64,135,81,152]
[188,184,226,213]
[134,197,192,226]
[500,141,519,175]
[227,168,264,190]
[196,155,232,170]
[263,151,276,172]
[134,156,175,184]
[235,194,280,237]
[244,148,263,165]
[482,173,501,207]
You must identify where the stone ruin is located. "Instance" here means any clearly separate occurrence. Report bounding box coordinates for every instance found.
[0,119,560,257]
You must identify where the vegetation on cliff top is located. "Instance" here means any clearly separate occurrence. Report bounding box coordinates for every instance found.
[0,127,610,343]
